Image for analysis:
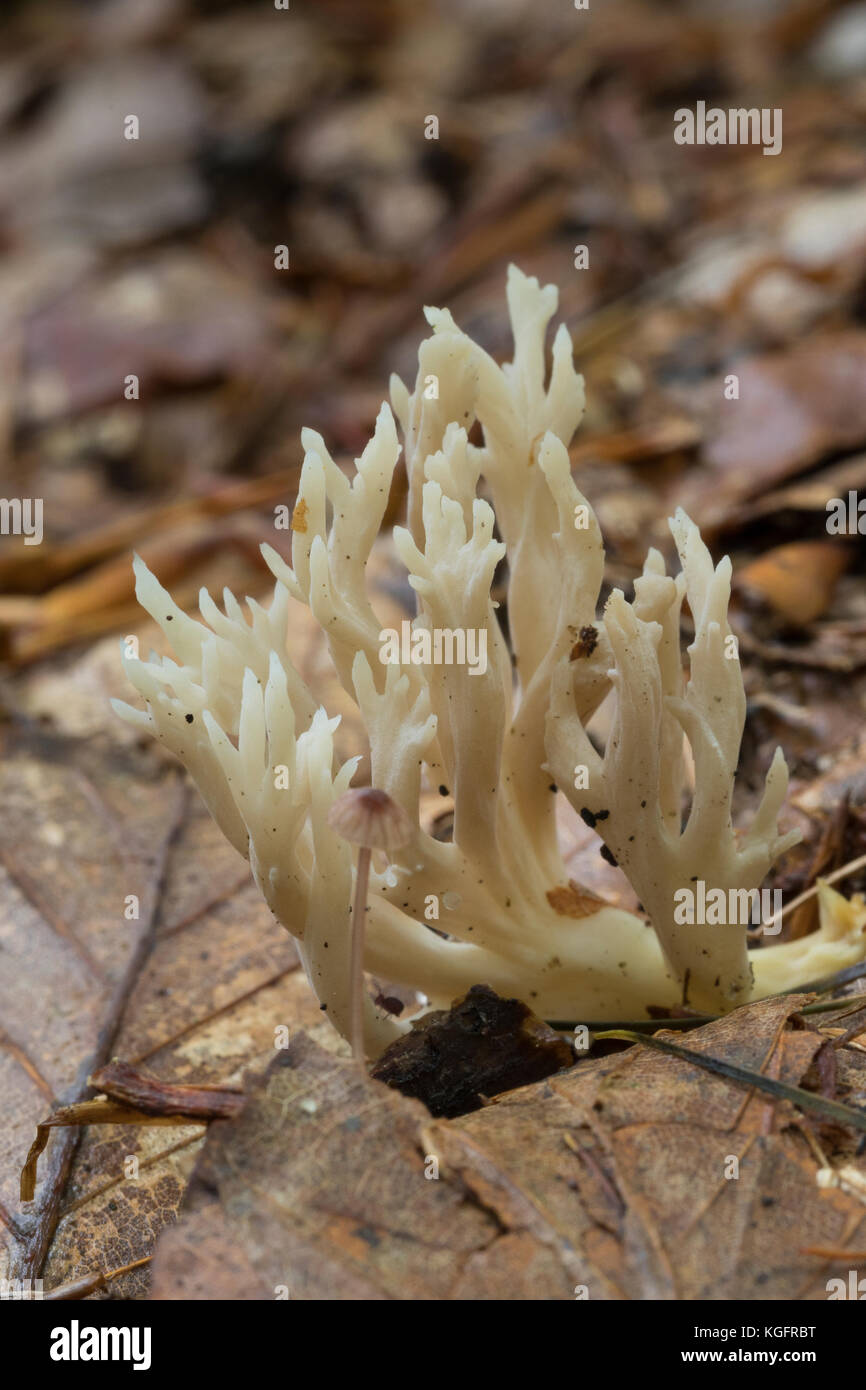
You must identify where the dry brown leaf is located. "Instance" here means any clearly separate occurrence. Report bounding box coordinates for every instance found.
[0,718,327,1295]
[736,541,849,626]
[150,995,866,1301]
[0,532,387,1296]
[684,334,866,528]
[0,723,188,1291]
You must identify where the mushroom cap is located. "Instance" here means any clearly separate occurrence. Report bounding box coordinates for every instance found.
[327,786,413,853]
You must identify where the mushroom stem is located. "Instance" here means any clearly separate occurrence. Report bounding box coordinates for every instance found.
[327,785,413,1061]
[350,846,372,1062]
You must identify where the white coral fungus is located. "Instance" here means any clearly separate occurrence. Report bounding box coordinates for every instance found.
[113,266,866,1055]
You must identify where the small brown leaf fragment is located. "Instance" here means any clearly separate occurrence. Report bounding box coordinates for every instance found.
[370,983,574,1118]
[546,880,608,919]
[291,497,309,533]
[20,1068,246,1200]
[20,1099,196,1203]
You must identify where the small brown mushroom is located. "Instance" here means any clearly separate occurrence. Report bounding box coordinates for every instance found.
[327,788,413,1061]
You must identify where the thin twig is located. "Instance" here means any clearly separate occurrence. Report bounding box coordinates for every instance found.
[350,847,371,1063]
[44,1256,152,1301]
